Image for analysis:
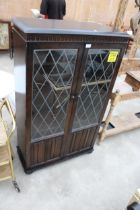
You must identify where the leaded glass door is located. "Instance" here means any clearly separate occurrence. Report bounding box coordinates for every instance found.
[31,43,120,147]
[31,47,79,142]
[72,48,120,131]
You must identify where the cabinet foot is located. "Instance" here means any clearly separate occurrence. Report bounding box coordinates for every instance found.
[86,147,94,154]
[24,168,35,175]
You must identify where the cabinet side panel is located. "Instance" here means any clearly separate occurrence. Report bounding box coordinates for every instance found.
[13,31,26,159]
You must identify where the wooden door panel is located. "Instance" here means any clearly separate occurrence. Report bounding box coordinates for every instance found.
[31,135,64,165]
[64,127,97,154]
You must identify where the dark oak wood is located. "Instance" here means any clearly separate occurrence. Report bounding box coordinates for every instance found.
[13,18,129,173]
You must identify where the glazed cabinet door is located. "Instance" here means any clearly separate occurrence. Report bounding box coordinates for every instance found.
[63,44,122,154]
[28,43,84,143]
[72,47,121,131]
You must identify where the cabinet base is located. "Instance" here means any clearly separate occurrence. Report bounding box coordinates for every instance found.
[17,146,94,174]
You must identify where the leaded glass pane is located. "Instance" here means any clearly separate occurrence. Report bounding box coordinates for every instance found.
[73,49,120,131]
[32,49,77,141]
